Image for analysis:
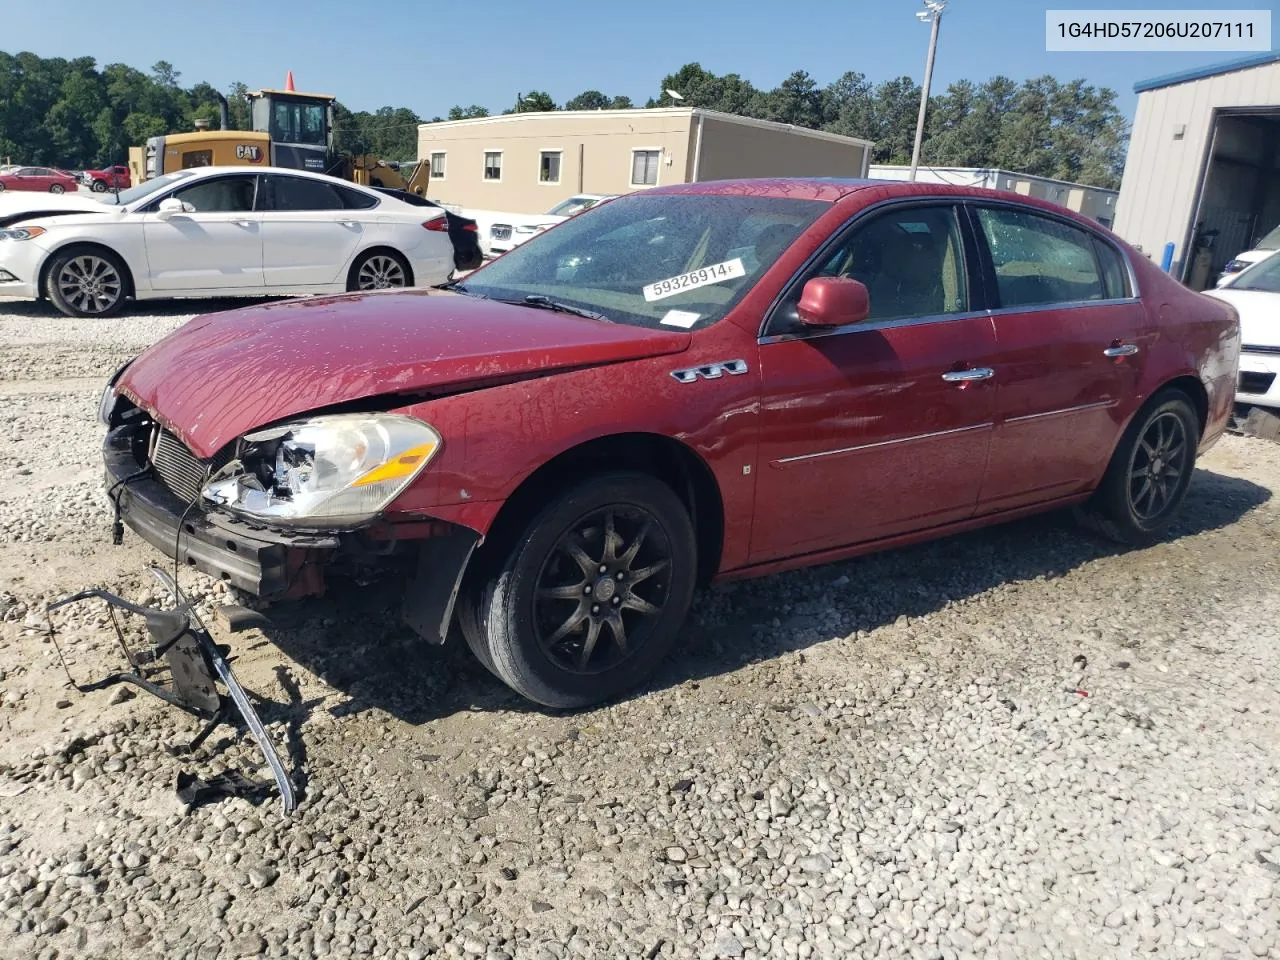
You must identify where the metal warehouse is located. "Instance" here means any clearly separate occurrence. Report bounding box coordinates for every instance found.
[1115,52,1280,289]
[416,108,873,215]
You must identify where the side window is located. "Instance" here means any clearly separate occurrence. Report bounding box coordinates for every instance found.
[266,175,345,211]
[335,185,379,210]
[171,176,257,212]
[974,207,1106,307]
[1092,237,1131,299]
[769,204,969,334]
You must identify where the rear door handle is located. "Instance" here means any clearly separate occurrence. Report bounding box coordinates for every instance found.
[941,367,994,383]
[1104,343,1139,357]
[339,220,358,228]
[233,219,253,228]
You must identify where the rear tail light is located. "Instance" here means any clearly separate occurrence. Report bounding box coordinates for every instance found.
[423,217,449,232]
[462,222,477,232]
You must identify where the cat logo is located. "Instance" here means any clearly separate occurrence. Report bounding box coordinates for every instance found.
[235,145,263,162]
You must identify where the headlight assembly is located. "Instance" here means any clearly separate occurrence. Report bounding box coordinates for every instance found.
[98,360,131,425]
[202,414,442,527]
[0,227,46,241]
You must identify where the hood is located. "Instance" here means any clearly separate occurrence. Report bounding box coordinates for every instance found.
[0,193,121,228]
[118,289,692,458]
[1204,288,1280,349]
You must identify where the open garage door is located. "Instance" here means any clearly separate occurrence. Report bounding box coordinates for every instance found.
[1184,109,1280,290]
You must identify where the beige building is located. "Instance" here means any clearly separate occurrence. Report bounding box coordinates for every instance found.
[868,165,1118,226]
[1114,52,1280,288]
[416,107,873,216]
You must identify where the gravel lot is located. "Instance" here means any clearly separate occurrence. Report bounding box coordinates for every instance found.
[1,296,1279,960]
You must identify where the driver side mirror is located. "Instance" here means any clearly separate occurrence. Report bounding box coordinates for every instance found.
[797,276,870,327]
[156,196,194,219]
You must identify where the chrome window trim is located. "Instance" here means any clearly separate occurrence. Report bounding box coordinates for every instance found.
[759,308,990,345]
[775,422,992,465]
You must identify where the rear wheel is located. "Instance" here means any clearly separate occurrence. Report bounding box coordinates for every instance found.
[460,472,697,709]
[91,179,108,193]
[49,184,65,194]
[348,250,411,291]
[0,183,6,192]
[44,247,128,318]
[1075,389,1200,545]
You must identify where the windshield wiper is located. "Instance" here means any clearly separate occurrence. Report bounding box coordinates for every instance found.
[432,279,487,298]
[506,295,611,322]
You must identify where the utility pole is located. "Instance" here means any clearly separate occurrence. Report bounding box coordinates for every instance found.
[908,0,948,181]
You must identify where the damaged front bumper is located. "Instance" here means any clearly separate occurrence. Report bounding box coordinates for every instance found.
[103,421,481,645]
[104,426,338,599]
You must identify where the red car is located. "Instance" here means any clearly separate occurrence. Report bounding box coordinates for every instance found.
[99,178,1240,708]
[0,166,79,193]
[81,164,131,192]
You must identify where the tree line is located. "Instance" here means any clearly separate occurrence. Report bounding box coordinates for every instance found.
[0,51,1128,188]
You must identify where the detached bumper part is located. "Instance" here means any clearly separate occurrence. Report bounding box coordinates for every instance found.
[45,568,296,815]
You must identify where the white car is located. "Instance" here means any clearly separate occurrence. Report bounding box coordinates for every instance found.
[1216,222,1280,286]
[1204,250,1280,410]
[481,194,617,256]
[0,165,456,318]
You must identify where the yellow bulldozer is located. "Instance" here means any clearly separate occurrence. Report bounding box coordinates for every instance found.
[126,72,430,195]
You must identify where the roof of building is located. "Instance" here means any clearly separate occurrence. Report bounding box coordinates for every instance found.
[868,164,1118,194]
[1134,52,1280,94]
[418,107,874,149]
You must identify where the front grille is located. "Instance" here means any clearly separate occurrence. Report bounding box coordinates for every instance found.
[490,224,512,241]
[1239,371,1277,396]
[1242,344,1280,356]
[149,429,229,505]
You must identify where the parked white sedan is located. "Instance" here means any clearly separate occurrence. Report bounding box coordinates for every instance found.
[0,166,456,317]
[1205,250,1280,410]
[483,194,617,255]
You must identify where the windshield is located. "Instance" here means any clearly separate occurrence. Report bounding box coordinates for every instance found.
[110,170,196,206]
[459,193,828,329]
[1255,223,1280,251]
[547,196,603,217]
[1230,250,1280,293]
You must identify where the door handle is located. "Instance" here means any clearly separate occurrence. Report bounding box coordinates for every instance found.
[1104,343,1139,357]
[941,367,994,383]
[339,220,358,228]
[232,220,253,228]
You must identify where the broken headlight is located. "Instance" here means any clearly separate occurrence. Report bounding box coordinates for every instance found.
[202,414,441,527]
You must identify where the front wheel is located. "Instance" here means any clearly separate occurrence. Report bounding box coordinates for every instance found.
[49,184,65,194]
[91,179,108,193]
[44,247,128,318]
[462,472,697,709]
[348,250,411,291]
[1075,389,1200,545]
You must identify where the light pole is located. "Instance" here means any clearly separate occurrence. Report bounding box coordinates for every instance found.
[908,0,947,181]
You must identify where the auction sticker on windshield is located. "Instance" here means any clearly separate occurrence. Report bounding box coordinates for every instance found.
[643,258,746,302]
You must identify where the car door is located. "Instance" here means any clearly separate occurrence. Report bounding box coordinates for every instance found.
[966,202,1148,513]
[258,174,365,287]
[14,167,44,191]
[751,201,1000,562]
[141,173,265,291]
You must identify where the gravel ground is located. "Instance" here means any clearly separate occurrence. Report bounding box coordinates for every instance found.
[1,296,1279,960]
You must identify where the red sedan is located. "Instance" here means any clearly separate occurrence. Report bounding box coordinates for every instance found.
[0,166,79,193]
[99,178,1240,708]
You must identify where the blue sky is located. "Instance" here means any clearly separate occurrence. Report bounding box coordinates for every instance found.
[5,0,1276,120]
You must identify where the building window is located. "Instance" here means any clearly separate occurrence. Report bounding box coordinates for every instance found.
[539,150,562,184]
[430,152,446,180]
[483,151,502,181]
[631,149,660,186]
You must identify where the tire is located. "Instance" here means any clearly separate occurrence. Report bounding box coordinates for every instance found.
[49,184,65,194]
[0,183,6,192]
[348,250,411,291]
[91,179,108,193]
[1074,389,1200,545]
[462,471,697,709]
[44,246,129,318]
